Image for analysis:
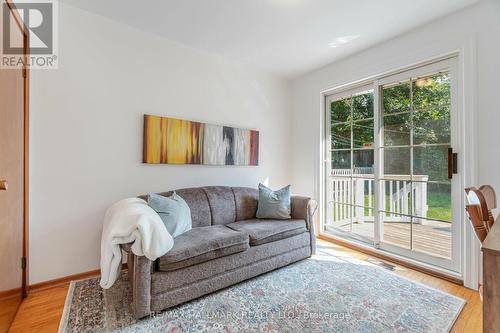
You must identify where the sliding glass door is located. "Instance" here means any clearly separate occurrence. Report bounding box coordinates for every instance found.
[324,58,461,273]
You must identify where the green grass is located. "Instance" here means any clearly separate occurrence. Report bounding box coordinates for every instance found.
[426,192,452,221]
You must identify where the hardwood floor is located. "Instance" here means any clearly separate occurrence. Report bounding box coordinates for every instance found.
[0,296,22,333]
[9,239,481,332]
[8,282,94,333]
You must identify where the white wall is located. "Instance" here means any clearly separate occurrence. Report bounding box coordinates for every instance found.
[291,0,500,287]
[29,3,292,284]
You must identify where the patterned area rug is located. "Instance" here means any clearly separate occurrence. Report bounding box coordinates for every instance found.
[58,248,465,332]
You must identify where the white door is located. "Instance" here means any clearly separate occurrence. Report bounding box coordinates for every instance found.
[324,57,461,273]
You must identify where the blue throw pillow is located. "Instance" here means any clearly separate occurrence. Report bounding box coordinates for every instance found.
[256,183,291,219]
[147,192,192,238]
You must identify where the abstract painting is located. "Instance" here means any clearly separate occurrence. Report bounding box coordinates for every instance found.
[143,115,259,165]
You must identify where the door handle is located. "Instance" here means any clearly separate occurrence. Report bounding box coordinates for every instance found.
[0,180,8,190]
[447,148,457,179]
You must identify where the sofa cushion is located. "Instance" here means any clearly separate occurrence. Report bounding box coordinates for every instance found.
[152,232,311,293]
[158,225,248,271]
[226,219,307,246]
[233,187,258,221]
[139,188,211,227]
[202,186,236,225]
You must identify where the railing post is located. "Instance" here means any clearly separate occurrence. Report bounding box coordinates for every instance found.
[414,181,422,224]
[402,181,408,216]
[355,178,365,223]
[414,177,429,225]
[327,177,333,225]
[421,178,428,225]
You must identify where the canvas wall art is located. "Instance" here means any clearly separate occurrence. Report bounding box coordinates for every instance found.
[143,115,259,165]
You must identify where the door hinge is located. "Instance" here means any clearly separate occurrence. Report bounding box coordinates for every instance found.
[21,257,26,270]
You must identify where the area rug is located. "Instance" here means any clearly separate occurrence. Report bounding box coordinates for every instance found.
[58,249,465,333]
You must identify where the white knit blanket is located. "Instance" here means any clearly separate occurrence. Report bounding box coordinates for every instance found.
[100,198,173,289]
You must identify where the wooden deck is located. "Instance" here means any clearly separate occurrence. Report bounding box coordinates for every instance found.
[326,220,452,259]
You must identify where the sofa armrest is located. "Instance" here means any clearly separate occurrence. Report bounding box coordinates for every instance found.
[291,196,317,229]
[291,195,318,255]
[128,252,154,319]
[121,244,154,319]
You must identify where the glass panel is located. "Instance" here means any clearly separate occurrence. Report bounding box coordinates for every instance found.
[350,207,375,241]
[412,73,451,111]
[412,218,451,259]
[330,98,351,123]
[382,213,411,250]
[412,182,451,222]
[413,107,450,145]
[352,91,374,120]
[331,178,352,205]
[328,202,374,242]
[353,120,374,148]
[353,178,375,208]
[382,180,413,216]
[383,147,411,176]
[331,150,351,171]
[413,145,450,182]
[353,149,374,175]
[328,204,352,229]
[383,113,411,146]
[382,81,411,114]
[325,201,334,227]
[327,90,375,246]
[331,123,351,149]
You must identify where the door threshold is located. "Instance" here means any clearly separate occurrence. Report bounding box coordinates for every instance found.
[318,233,463,285]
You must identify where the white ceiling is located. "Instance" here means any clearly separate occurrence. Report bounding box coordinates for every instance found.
[60,0,479,78]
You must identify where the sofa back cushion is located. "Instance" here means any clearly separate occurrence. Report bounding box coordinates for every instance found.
[202,186,236,225]
[139,188,211,227]
[140,186,258,227]
[233,187,258,221]
[174,188,212,227]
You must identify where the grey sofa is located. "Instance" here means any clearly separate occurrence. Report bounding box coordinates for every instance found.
[122,186,317,319]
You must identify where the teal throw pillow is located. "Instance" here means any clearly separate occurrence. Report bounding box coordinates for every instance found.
[256,183,291,219]
[147,192,192,238]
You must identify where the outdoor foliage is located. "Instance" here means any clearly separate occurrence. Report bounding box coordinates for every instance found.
[330,72,452,221]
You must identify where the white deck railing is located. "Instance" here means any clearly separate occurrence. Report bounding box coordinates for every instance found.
[328,168,428,225]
